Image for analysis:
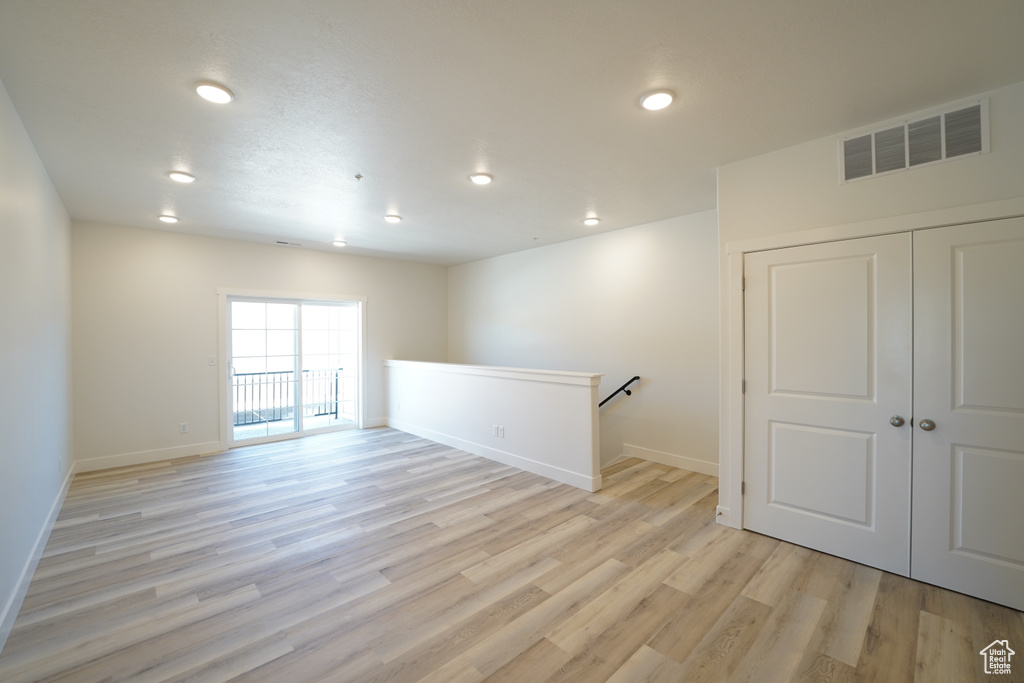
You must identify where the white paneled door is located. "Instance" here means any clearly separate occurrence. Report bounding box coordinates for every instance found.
[912,219,1024,610]
[744,233,913,575]
[744,218,1024,610]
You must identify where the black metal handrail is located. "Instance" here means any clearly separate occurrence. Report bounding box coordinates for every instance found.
[232,368,342,426]
[599,376,640,407]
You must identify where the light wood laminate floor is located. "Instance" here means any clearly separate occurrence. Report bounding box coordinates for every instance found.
[1,428,1021,682]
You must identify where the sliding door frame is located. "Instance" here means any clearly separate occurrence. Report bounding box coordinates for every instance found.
[217,287,367,451]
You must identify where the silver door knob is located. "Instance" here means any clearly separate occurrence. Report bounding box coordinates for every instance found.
[890,416,905,427]
[920,419,936,431]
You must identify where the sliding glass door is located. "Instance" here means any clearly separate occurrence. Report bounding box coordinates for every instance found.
[228,296,359,444]
[230,300,299,440]
[300,303,357,430]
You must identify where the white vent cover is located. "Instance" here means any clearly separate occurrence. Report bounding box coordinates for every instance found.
[839,99,988,183]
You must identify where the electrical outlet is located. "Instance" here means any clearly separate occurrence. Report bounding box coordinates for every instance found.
[492,425,499,437]
[179,422,188,434]
[208,356,217,366]
[497,426,505,438]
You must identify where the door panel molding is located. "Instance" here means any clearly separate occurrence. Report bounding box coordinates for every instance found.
[744,233,913,576]
[912,218,1024,610]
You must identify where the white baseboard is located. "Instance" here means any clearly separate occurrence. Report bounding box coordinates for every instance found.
[603,454,631,468]
[716,505,739,528]
[388,418,601,492]
[362,416,387,429]
[75,441,223,473]
[0,459,77,651]
[622,443,719,477]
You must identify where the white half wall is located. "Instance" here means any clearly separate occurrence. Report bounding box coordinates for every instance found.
[72,223,448,469]
[448,211,720,472]
[385,360,602,491]
[0,79,73,650]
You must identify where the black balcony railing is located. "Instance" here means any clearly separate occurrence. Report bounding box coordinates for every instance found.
[233,368,343,426]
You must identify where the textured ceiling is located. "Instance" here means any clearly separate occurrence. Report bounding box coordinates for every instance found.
[1,0,1023,265]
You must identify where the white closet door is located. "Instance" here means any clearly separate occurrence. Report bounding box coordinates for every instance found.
[912,217,1024,610]
[744,233,913,575]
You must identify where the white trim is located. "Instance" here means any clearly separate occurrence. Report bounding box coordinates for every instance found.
[717,250,745,529]
[0,461,77,650]
[218,291,230,450]
[363,416,387,429]
[727,197,1024,255]
[622,444,718,476]
[222,423,358,450]
[605,454,630,468]
[388,418,602,492]
[215,287,368,304]
[718,194,1024,533]
[383,359,602,387]
[75,441,222,473]
[356,299,367,429]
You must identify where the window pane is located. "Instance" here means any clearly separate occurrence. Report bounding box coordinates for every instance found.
[232,302,265,329]
[232,330,265,358]
[303,330,329,356]
[267,303,296,329]
[303,304,329,329]
[267,330,295,356]
[303,353,331,370]
[233,356,266,374]
[267,355,295,373]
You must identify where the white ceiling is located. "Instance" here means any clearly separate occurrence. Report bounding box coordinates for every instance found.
[1,1,1023,266]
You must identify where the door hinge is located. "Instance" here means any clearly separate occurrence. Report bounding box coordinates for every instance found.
[741,482,746,495]
[741,379,746,393]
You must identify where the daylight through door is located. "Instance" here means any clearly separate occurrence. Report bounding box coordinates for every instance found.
[228,297,360,444]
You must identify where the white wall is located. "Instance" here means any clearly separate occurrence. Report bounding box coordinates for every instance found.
[718,81,1024,245]
[715,79,1024,528]
[72,222,448,469]
[448,211,720,470]
[386,361,602,490]
[0,80,73,647]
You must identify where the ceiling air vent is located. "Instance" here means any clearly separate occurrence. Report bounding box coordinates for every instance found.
[839,99,987,183]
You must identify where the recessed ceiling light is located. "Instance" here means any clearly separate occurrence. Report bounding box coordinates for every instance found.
[332,240,347,247]
[384,214,402,224]
[158,215,179,223]
[469,173,493,185]
[583,217,601,226]
[194,80,234,104]
[640,89,674,111]
[167,171,196,183]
